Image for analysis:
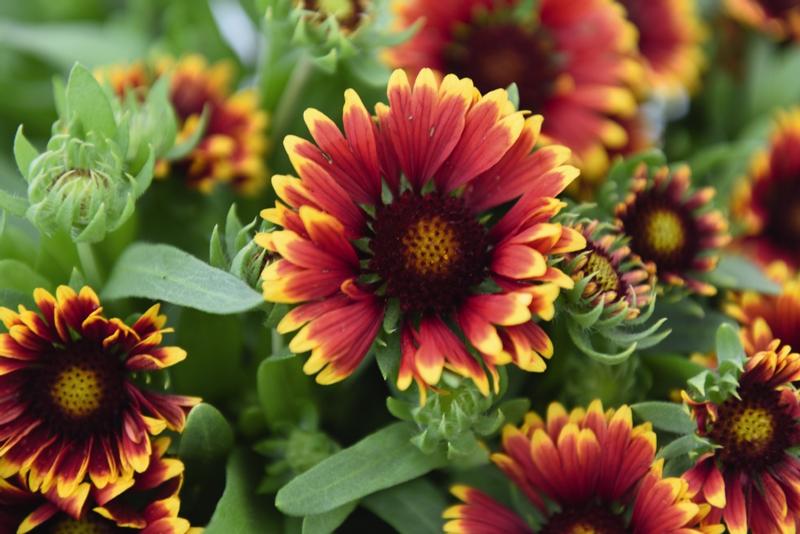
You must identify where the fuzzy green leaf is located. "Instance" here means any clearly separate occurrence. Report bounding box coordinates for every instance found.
[257,356,312,430]
[707,254,780,295]
[0,260,52,294]
[715,323,746,371]
[302,501,358,534]
[13,126,38,180]
[205,449,282,533]
[178,404,234,468]
[631,401,694,435]
[103,243,263,313]
[66,63,117,139]
[362,478,447,534]
[275,422,447,516]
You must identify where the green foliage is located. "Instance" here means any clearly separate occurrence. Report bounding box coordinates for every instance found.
[275,422,447,516]
[631,401,695,435]
[103,243,264,313]
[362,478,447,534]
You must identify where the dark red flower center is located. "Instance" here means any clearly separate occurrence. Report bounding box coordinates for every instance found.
[27,340,126,439]
[48,514,119,534]
[757,0,800,17]
[369,192,488,314]
[303,0,367,30]
[756,176,800,255]
[619,191,699,273]
[444,20,561,112]
[708,382,799,470]
[540,505,627,534]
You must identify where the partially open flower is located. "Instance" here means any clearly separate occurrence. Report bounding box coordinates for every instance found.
[567,220,655,320]
[726,0,800,41]
[257,68,585,396]
[443,401,721,533]
[732,107,800,268]
[618,0,706,95]
[616,164,730,295]
[0,437,195,533]
[0,286,199,497]
[390,0,646,183]
[683,343,800,534]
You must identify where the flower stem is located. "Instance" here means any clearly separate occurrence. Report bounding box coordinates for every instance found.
[77,242,102,288]
[270,52,314,147]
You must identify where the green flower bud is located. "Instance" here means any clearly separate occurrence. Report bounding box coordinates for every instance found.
[389,380,528,464]
[24,132,144,242]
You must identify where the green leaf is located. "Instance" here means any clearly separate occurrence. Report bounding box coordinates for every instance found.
[66,63,117,139]
[498,398,531,426]
[0,260,52,294]
[102,243,263,314]
[0,20,148,70]
[631,401,694,435]
[383,298,401,334]
[179,404,234,468]
[13,126,39,180]
[362,478,447,534]
[374,335,400,380]
[657,434,708,460]
[209,225,227,269]
[257,356,313,430]
[302,501,358,534]
[205,449,282,534]
[506,83,520,110]
[715,323,745,371]
[173,309,246,403]
[165,105,210,160]
[0,191,28,218]
[276,422,447,516]
[707,254,780,295]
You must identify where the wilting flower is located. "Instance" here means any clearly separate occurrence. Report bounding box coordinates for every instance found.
[443,401,721,533]
[99,55,268,195]
[0,437,194,533]
[683,343,800,534]
[726,0,800,41]
[618,0,706,94]
[390,0,645,182]
[616,164,730,295]
[725,261,800,354]
[256,68,585,395]
[732,108,800,268]
[0,286,199,498]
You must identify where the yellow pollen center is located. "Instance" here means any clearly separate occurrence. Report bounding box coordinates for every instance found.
[50,365,104,418]
[732,407,774,446]
[646,209,685,255]
[571,524,599,534]
[585,252,619,292]
[50,517,112,534]
[401,216,459,276]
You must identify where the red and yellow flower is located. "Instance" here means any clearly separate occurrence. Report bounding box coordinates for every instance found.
[618,0,706,94]
[0,286,199,498]
[0,437,195,533]
[725,261,800,354]
[443,401,722,533]
[726,0,800,41]
[389,0,646,183]
[256,68,585,396]
[616,164,730,295]
[99,55,268,195]
[732,108,800,268]
[683,343,800,534]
